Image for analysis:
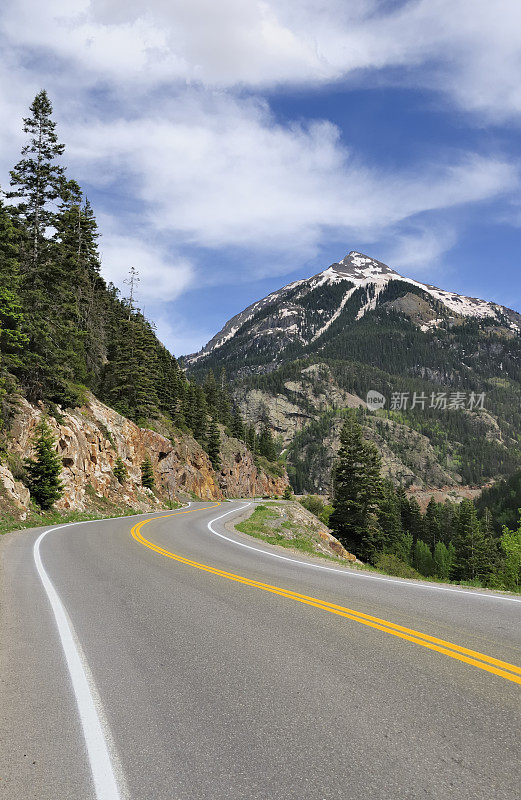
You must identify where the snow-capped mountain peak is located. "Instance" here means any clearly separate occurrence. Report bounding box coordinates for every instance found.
[185,250,520,366]
[332,251,400,280]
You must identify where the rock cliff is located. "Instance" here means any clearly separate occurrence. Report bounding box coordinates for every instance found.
[1,392,289,519]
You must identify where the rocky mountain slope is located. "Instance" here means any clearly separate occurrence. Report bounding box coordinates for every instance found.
[186,251,521,494]
[1,393,288,521]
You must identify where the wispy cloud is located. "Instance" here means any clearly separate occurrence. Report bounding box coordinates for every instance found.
[65,93,517,257]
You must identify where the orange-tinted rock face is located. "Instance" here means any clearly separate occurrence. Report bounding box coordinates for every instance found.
[3,393,289,515]
[218,436,289,498]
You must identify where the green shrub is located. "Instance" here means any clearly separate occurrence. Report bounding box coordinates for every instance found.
[374,552,423,579]
[114,457,128,484]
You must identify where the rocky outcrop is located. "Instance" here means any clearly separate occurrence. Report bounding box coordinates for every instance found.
[2,393,288,518]
[236,363,365,446]
[0,463,30,513]
[218,435,288,497]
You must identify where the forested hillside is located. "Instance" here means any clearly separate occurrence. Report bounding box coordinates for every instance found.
[0,91,277,470]
[322,412,521,592]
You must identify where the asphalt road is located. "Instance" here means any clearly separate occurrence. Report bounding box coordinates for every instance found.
[1,501,521,800]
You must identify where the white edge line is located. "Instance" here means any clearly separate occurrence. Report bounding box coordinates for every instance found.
[34,525,124,800]
[29,502,193,800]
[207,503,521,604]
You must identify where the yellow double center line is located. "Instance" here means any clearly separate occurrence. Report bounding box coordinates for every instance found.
[132,505,521,686]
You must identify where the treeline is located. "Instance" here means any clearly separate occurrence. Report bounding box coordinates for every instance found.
[0,91,284,470]
[328,412,521,592]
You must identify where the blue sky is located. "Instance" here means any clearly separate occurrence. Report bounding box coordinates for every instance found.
[1,0,521,355]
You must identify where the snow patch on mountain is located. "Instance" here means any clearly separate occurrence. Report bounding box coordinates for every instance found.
[310,286,357,342]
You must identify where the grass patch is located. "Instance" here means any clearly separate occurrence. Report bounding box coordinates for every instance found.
[0,495,182,536]
[0,507,141,535]
[235,504,345,564]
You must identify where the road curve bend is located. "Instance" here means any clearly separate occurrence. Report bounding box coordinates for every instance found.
[2,501,521,800]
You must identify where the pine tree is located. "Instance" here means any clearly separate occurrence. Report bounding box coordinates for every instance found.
[329,413,383,561]
[500,517,521,591]
[216,368,233,427]
[231,408,246,440]
[24,419,63,509]
[378,479,403,554]
[7,93,84,403]
[246,424,257,453]
[203,369,218,409]
[283,485,293,500]
[9,90,65,269]
[114,457,128,484]
[173,377,188,429]
[49,179,90,385]
[103,312,159,422]
[0,197,27,375]
[424,497,441,549]
[433,541,452,580]
[414,539,434,576]
[258,425,277,461]
[182,382,197,432]
[207,419,221,471]
[140,455,155,489]
[395,531,414,566]
[453,500,489,582]
[399,492,423,541]
[192,384,208,444]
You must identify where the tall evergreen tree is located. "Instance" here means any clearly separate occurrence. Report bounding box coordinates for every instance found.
[258,425,277,461]
[203,369,218,409]
[378,479,403,554]
[192,384,208,444]
[24,419,63,509]
[399,492,423,542]
[424,497,441,549]
[0,197,27,377]
[207,419,221,471]
[7,93,76,402]
[246,424,257,453]
[231,408,246,440]
[9,90,65,269]
[453,500,490,582]
[329,413,383,561]
[103,312,159,423]
[433,541,452,580]
[414,539,434,576]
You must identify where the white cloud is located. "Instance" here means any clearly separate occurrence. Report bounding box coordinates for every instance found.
[3,0,521,118]
[98,232,194,302]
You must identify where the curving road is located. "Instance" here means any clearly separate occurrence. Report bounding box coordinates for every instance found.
[1,501,521,800]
